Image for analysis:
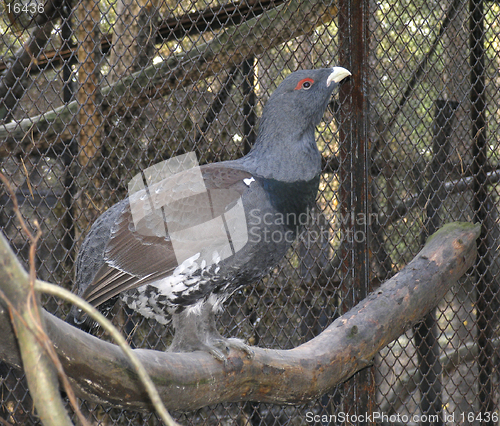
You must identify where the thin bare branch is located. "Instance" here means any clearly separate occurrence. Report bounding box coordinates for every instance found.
[0,173,85,426]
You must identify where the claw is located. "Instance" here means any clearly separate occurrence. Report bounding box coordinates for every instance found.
[225,338,254,359]
[169,335,253,362]
[168,304,254,361]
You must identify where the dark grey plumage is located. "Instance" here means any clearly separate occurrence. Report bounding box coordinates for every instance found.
[67,66,351,360]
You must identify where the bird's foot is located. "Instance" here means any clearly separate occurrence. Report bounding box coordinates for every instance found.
[169,335,254,362]
[209,337,255,362]
[169,303,255,362]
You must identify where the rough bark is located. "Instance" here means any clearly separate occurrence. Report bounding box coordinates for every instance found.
[0,222,479,412]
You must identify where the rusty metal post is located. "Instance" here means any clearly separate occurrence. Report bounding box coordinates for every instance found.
[470,0,497,422]
[338,0,374,422]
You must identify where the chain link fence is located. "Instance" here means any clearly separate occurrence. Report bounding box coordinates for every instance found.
[1,0,499,424]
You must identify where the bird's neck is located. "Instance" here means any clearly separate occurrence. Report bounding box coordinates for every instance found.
[235,124,321,182]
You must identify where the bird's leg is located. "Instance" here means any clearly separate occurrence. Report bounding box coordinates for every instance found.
[169,302,254,362]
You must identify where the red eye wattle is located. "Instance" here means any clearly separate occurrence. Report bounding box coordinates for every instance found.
[294,78,314,90]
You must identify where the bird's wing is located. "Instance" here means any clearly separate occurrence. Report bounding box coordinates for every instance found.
[80,164,253,306]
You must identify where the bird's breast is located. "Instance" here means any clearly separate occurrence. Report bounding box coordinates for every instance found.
[256,175,320,233]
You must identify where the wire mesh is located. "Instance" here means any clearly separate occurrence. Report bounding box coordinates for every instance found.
[1,0,500,424]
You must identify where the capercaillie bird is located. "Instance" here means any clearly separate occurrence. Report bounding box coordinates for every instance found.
[67,66,351,361]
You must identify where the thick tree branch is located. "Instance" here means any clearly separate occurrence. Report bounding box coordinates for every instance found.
[0,0,64,122]
[0,0,286,74]
[0,222,479,412]
[0,0,337,155]
[0,19,55,122]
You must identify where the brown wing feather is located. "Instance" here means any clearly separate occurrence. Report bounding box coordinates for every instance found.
[81,164,253,306]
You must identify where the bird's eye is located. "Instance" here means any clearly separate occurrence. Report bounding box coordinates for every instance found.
[295,78,314,90]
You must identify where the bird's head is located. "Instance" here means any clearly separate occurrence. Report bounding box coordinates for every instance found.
[261,67,351,130]
[239,66,351,182]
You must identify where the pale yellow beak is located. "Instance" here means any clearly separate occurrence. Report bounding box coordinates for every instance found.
[327,67,352,86]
